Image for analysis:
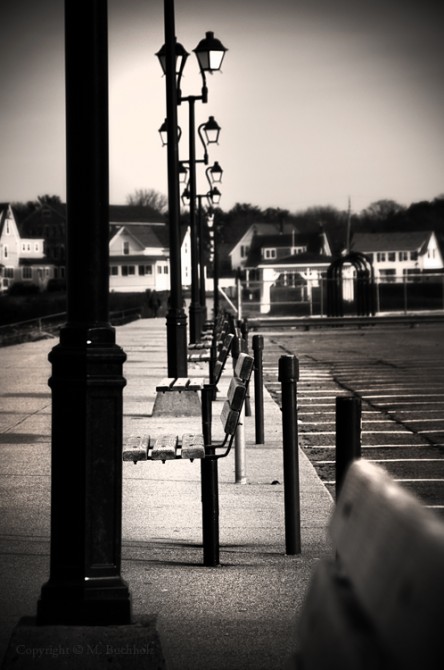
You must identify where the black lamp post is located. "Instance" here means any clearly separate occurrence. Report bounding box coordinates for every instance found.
[156,28,227,344]
[37,0,131,624]
[195,184,222,325]
[156,0,189,377]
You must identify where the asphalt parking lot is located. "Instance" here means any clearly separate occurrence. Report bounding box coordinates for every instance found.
[260,323,444,515]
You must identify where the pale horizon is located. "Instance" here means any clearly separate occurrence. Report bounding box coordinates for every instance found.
[1,0,443,216]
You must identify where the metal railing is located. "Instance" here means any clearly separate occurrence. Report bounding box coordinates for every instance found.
[237,273,444,318]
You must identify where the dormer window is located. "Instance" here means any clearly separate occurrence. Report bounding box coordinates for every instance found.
[263,248,276,259]
[291,246,307,255]
[123,241,130,255]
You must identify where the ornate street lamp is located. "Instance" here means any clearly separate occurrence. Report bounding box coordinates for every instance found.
[156,24,227,344]
[193,31,227,74]
[207,161,223,184]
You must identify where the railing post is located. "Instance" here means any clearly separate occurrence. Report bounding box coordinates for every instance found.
[279,355,301,555]
[252,334,264,444]
[201,384,220,566]
[335,396,361,500]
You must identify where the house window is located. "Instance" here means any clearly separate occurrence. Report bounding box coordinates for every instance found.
[145,265,152,275]
[164,265,169,274]
[240,245,250,258]
[263,248,276,259]
[22,243,26,252]
[22,267,32,279]
[379,269,396,282]
[4,268,14,278]
[128,265,135,275]
[403,268,419,281]
[5,222,10,235]
[123,241,130,255]
[4,246,8,258]
[110,266,118,275]
[138,265,145,276]
[410,251,418,260]
[121,266,128,276]
[35,243,39,252]
[157,266,162,274]
[388,252,396,262]
[399,251,408,261]
[376,252,386,262]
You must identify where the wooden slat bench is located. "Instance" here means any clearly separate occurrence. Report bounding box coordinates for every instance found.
[286,459,444,670]
[187,313,233,361]
[124,351,254,464]
[152,332,235,416]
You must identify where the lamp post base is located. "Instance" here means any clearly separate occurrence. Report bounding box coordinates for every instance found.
[166,308,188,377]
[37,578,131,626]
[189,301,204,344]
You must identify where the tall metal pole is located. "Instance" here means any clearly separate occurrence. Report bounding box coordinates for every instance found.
[198,196,208,325]
[37,0,131,624]
[214,222,220,316]
[164,0,188,376]
[188,99,203,342]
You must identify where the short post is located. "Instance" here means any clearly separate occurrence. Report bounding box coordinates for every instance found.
[252,335,264,444]
[241,329,252,417]
[279,355,301,555]
[235,401,247,485]
[201,384,220,566]
[335,396,361,500]
[232,333,247,483]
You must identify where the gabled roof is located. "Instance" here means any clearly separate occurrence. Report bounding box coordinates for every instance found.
[109,221,188,250]
[351,231,433,254]
[0,203,15,237]
[109,222,167,249]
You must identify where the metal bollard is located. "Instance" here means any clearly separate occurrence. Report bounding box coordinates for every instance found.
[235,402,247,484]
[252,335,265,444]
[335,396,361,500]
[201,384,220,566]
[279,355,301,555]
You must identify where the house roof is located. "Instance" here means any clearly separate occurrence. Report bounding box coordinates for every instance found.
[245,230,331,267]
[110,223,167,249]
[257,251,332,267]
[351,231,433,254]
[109,221,188,250]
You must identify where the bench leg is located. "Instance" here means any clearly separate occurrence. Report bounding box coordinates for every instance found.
[201,385,220,566]
[201,458,220,567]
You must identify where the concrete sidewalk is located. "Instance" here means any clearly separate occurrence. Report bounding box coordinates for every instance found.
[0,318,333,669]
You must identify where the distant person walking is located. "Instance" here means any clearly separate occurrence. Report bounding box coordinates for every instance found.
[149,291,162,317]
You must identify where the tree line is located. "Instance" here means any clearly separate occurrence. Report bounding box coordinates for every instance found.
[12,190,444,256]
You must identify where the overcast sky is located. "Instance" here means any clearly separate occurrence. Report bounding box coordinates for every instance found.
[1,0,444,214]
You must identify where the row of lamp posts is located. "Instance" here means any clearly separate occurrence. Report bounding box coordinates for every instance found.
[156,4,227,355]
[35,0,227,626]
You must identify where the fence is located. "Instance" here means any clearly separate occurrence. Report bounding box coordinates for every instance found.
[0,307,142,346]
[238,273,444,317]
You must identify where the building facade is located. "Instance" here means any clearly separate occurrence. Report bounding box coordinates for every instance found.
[0,203,54,291]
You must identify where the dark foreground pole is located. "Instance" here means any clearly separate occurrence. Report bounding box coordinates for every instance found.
[201,385,220,566]
[252,335,264,444]
[335,396,361,500]
[279,355,301,555]
[164,0,188,376]
[37,0,131,624]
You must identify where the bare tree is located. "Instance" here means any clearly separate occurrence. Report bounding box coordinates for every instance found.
[126,189,168,215]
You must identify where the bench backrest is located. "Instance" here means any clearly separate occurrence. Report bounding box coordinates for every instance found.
[213,332,234,385]
[296,460,444,669]
[220,352,253,436]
